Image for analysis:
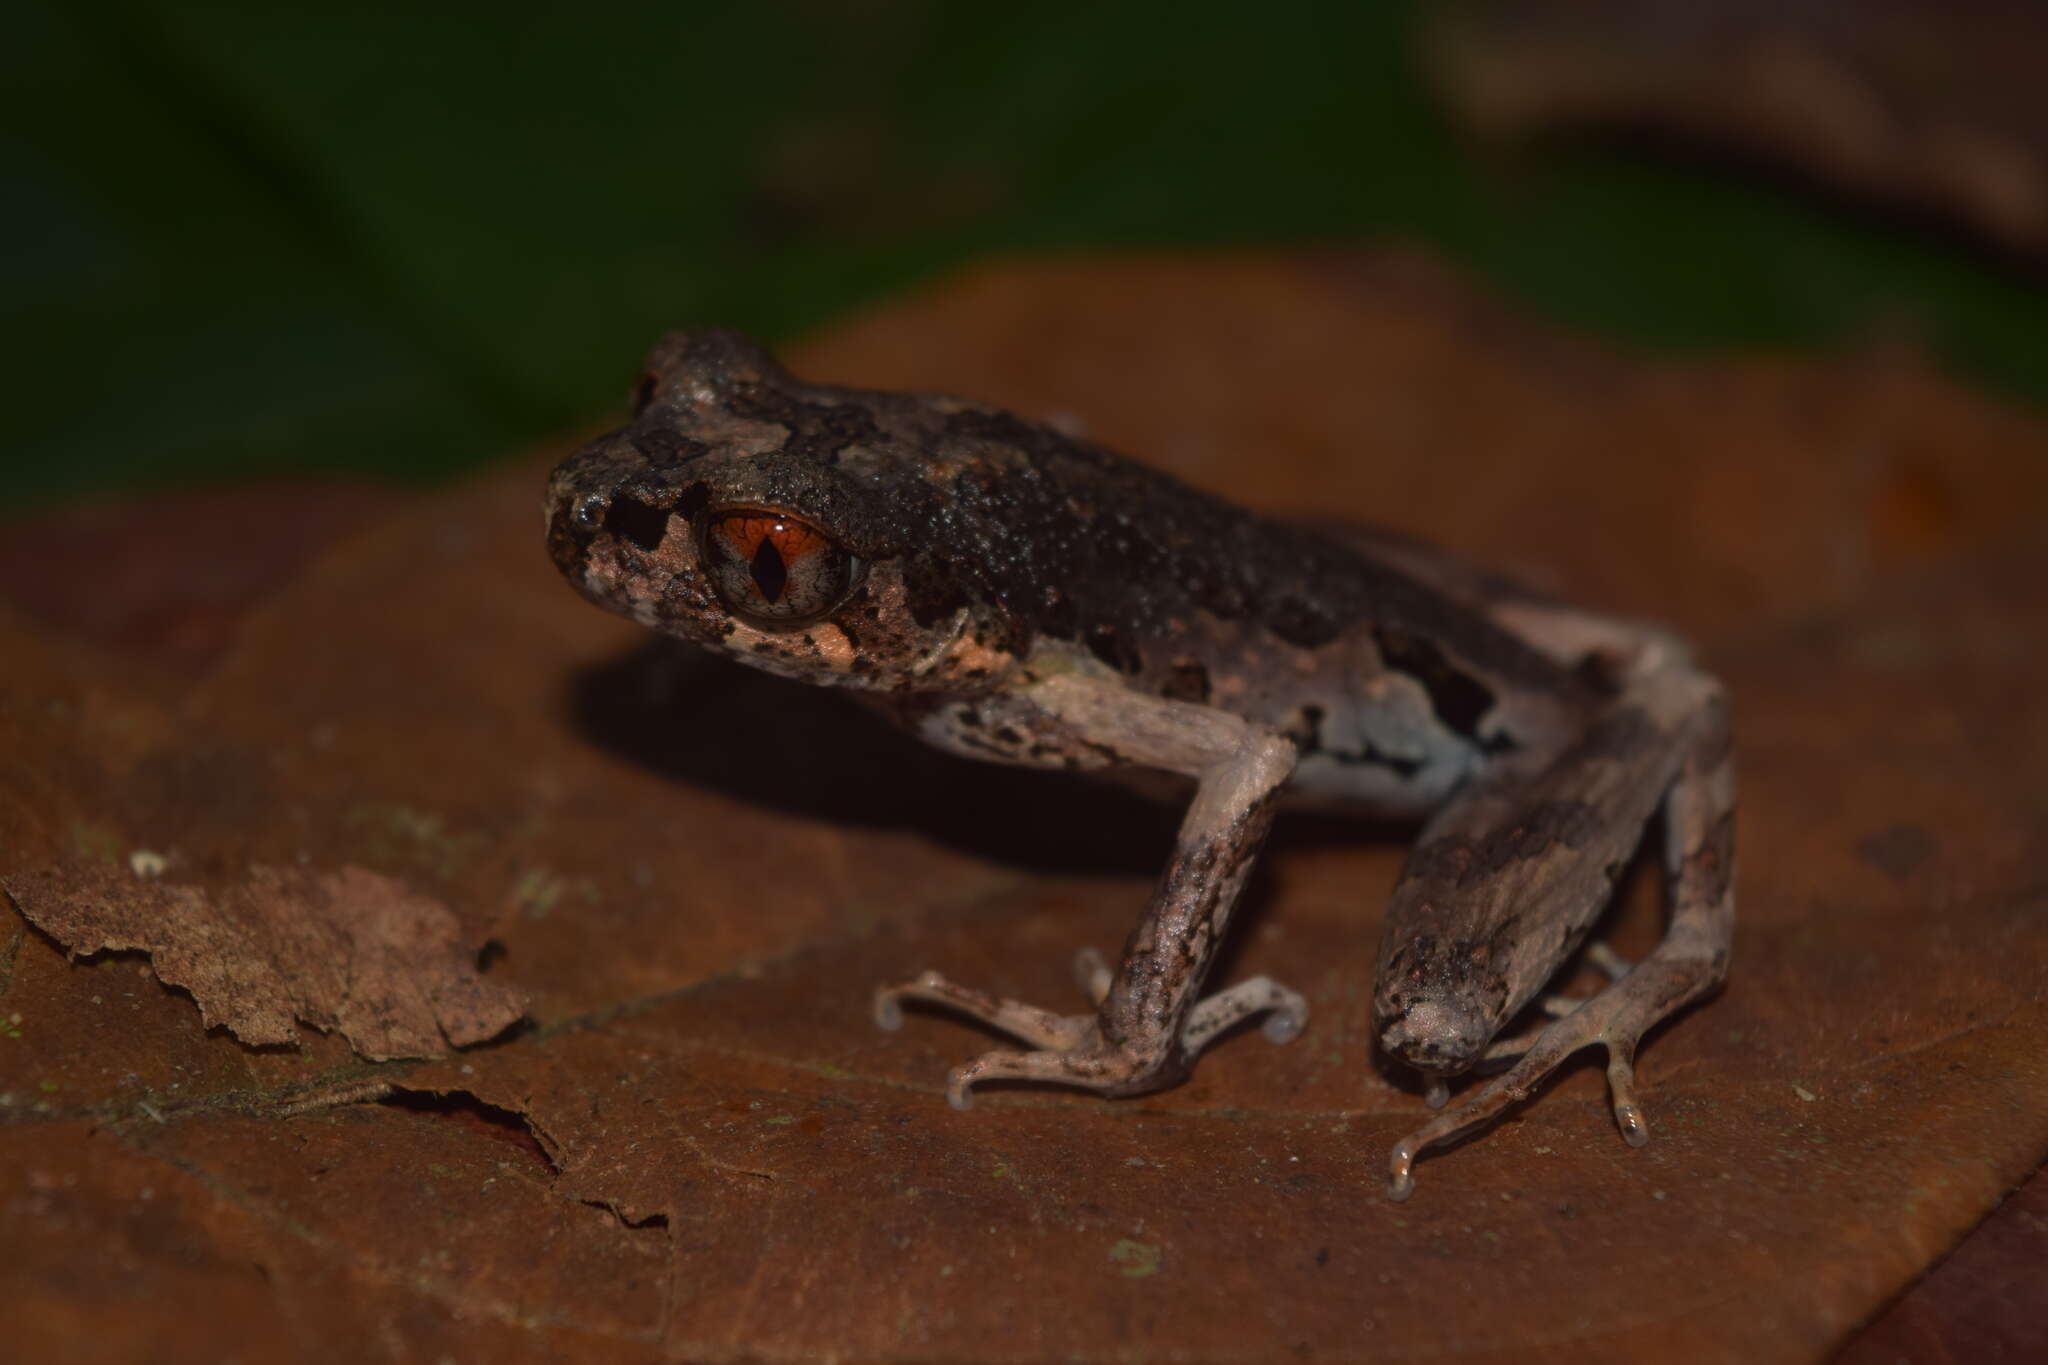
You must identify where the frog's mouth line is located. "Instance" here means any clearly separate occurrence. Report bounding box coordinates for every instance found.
[908,606,971,680]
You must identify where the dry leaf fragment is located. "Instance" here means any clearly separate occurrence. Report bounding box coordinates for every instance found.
[3,862,526,1060]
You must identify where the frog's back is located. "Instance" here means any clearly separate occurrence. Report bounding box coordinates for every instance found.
[823,379,1581,762]
[617,332,1587,795]
[762,368,1564,697]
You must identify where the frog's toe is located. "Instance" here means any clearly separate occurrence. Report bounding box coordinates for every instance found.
[944,1067,977,1111]
[1605,1041,1648,1145]
[943,1038,1171,1103]
[1072,947,1114,1005]
[1387,1137,1422,1203]
[871,969,1092,1050]
[874,994,903,1030]
[872,972,946,1030]
[1179,975,1310,1054]
[1262,1010,1304,1045]
[1257,985,1310,1044]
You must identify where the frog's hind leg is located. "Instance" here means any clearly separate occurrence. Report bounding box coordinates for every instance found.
[1383,676,1733,1200]
[873,679,1311,1108]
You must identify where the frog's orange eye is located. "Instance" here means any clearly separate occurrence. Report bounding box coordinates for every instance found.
[702,508,861,624]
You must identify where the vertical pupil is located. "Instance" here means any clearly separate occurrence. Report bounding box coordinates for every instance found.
[750,536,788,602]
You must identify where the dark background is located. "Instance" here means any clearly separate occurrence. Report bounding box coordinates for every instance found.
[5,0,2043,514]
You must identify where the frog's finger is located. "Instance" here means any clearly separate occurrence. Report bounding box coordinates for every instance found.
[1072,947,1114,1005]
[873,971,1093,1052]
[944,1037,1182,1109]
[1179,976,1310,1053]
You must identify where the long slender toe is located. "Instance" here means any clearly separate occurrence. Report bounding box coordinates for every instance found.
[1072,947,1113,1004]
[1607,1049,1648,1145]
[1388,1141,1418,1202]
[873,988,905,1031]
[1262,1007,1305,1044]
[945,1066,977,1110]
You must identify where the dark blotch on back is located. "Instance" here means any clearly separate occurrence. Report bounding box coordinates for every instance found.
[633,426,709,465]
[1289,702,1421,777]
[1162,662,1211,705]
[921,406,1570,710]
[675,481,712,524]
[1087,624,1143,675]
[726,383,886,464]
[1403,798,1600,889]
[605,494,672,553]
[1373,626,1503,747]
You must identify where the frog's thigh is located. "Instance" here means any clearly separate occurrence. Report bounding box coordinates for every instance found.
[874,674,1309,1103]
[1375,693,1699,1075]
[1383,672,1733,1199]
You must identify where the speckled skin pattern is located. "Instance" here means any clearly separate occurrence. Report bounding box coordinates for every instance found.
[545,331,1736,1199]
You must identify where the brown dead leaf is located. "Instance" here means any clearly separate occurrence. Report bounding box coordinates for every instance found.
[4,862,525,1059]
[2,252,2044,1362]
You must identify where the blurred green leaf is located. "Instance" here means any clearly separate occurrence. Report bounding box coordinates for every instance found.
[2,0,2040,513]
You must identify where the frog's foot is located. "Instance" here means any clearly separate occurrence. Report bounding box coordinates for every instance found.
[872,965,1162,1106]
[874,955,1308,1107]
[1385,950,1712,1202]
[1058,950,1307,1045]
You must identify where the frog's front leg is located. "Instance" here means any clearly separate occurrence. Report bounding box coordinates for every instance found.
[874,675,1310,1104]
[1375,659,1733,1200]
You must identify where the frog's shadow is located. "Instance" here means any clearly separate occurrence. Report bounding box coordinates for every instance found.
[567,640,1176,877]
[567,640,1647,1105]
[565,639,1403,881]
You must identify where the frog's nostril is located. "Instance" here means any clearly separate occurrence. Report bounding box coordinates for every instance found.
[546,486,609,578]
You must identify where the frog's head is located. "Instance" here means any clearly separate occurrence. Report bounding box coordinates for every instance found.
[546,330,1017,693]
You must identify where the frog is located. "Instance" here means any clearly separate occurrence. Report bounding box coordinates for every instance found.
[544,330,1735,1200]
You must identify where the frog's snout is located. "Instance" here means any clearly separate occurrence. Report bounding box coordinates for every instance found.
[1377,997,1491,1075]
[545,446,690,580]
[545,475,611,577]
